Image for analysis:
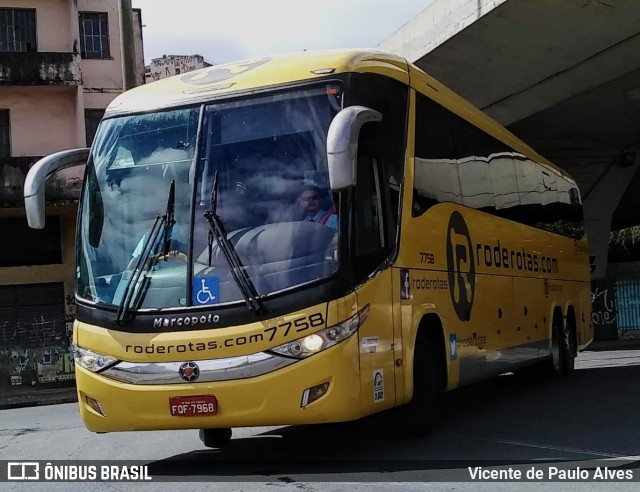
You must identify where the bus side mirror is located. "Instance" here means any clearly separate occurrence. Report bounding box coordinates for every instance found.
[24,148,90,229]
[327,106,382,191]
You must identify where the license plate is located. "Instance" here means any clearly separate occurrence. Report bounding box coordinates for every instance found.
[169,395,217,417]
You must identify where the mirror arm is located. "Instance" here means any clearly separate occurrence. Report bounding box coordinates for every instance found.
[24,148,90,229]
[327,105,382,191]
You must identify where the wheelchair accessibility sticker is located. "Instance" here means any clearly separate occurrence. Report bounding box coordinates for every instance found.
[193,277,220,305]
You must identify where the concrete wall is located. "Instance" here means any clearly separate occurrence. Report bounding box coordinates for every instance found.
[0,206,77,288]
[3,87,79,155]
[78,0,124,91]
[0,0,77,53]
[0,205,78,390]
[0,0,133,150]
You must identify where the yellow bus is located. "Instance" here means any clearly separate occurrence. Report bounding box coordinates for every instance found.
[24,49,592,446]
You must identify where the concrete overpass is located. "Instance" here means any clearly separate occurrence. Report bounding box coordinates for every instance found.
[378,0,640,280]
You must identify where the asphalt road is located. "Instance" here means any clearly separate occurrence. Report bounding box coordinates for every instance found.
[1,346,639,491]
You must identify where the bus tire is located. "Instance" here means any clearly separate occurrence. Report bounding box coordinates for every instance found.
[199,428,232,448]
[546,320,563,379]
[408,331,445,435]
[560,321,575,377]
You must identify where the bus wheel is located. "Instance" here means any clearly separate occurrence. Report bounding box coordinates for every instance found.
[547,322,563,378]
[560,324,575,376]
[199,428,232,448]
[409,332,445,435]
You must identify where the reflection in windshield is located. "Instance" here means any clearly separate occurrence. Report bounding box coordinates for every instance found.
[192,86,341,305]
[78,84,342,312]
[78,108,197,310]
[202,169,262,313]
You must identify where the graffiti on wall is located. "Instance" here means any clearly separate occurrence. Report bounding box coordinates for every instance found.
[65,293,75,336]
[0,316,74,390]
[591,283,617,330]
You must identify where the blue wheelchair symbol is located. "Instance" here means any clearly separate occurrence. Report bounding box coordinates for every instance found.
[192,277,219,305]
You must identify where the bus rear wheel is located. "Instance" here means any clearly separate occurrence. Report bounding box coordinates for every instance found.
[549,323,563,377]
[560,322,575,376]
[199,428,232,448]
[547,315,576,378]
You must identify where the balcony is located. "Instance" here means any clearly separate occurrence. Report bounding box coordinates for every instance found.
[1,156,83,206]
[0,52,82,86]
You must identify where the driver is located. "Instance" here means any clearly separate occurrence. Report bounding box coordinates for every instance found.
[298,185,338,230]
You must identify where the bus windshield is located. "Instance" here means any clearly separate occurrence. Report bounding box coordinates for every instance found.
[78,84,342,313]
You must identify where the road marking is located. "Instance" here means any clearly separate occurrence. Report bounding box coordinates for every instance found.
[444,433,632,459]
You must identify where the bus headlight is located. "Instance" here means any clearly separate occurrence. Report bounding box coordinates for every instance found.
[72,345,118,372]
[269,304,370,359]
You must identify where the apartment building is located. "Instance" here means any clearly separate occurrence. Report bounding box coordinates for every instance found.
[0,0,144,397]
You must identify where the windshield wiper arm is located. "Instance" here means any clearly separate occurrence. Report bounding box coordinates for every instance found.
[203,170,263,314]
[115,180,176,325]
[162,180,176,256]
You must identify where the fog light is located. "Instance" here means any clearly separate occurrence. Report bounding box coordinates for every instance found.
[300,382,330,408]
[287,341,303,357]
[325,327,340,341]
[85,396,106,417]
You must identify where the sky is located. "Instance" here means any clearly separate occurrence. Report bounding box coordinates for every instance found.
[130,0,433,65]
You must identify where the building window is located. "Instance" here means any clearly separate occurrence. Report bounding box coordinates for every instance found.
[0,8,37,52]
[85,109,105,147]
[79,12,110,59]
[0,216,62,267]
[0,110,10,158]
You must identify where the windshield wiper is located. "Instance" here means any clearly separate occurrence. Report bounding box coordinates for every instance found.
[203,170,263,314]
[115,180,176,325]
[162,180,176,256]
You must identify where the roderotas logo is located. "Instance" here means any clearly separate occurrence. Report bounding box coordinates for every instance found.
[446,211,475,321]
[181,57,271,86]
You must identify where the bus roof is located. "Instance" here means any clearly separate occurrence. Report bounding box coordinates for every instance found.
[105,49,409,117]
[105,48,569,180]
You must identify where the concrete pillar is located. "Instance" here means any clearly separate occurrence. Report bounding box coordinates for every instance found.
[583,151,640,279]
[68,0,85,147]
[119,0,137,91]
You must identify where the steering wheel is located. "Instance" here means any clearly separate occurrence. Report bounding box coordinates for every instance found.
[153,250,189,263]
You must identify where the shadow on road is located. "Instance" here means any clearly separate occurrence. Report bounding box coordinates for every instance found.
[147,362,640,479]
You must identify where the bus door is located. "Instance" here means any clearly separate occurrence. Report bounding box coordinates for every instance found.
[352,148,397,414]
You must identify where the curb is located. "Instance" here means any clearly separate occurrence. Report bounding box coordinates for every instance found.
[0,390,77,410]
[584,338,640,352]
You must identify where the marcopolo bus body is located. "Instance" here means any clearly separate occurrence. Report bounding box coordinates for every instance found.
[24,50,592,446]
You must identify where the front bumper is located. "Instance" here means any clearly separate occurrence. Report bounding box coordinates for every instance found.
[77,335,362,432]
